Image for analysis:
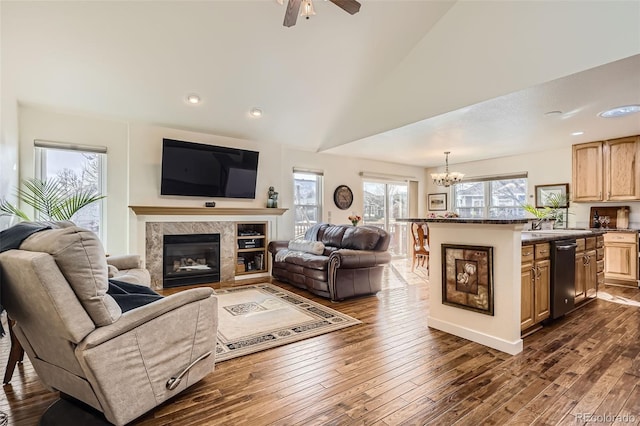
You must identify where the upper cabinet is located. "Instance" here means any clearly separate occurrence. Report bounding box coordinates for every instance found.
[572,142,603,201]
[572,136,640,202]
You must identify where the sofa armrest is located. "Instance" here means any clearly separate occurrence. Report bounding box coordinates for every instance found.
[268,240,289,254]
[106,254,142,270]
[329,249,392,269]
[81,288,215,349]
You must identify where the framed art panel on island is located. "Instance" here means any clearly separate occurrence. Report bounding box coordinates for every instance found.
[441,244,494,316]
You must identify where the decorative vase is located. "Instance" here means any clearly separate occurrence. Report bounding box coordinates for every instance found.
[351,220,358,226]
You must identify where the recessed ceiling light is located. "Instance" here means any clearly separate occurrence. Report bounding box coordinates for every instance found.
[571,131,584,136]
[250,108,263,118]
[186,94,201,104]
[598,105,640,118]
[544,110,563,116]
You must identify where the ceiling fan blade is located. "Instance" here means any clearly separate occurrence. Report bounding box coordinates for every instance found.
[329,0,361,15]
[283,0,302,27]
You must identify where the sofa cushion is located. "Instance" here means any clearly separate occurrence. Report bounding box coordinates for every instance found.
[321,226,346,247]
[276,251,329,270]
[342,226,382,250]
[288,239,325,255]
[20,226,122,326]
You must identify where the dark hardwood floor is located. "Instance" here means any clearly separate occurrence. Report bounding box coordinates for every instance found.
[1,261,639,425]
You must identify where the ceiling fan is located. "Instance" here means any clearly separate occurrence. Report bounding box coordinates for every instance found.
[277,0,361,27]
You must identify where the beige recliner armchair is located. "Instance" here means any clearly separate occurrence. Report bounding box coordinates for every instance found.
[0,223,218,425]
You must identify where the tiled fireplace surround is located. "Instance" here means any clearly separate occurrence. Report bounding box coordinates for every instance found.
[145,221,236,289]
[132,207,285,290]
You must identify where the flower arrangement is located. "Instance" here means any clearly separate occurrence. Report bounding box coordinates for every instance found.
[348,213,362,226]
[427,211,459,219]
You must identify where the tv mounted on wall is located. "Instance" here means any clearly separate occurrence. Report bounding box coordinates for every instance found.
[160,138,259,199]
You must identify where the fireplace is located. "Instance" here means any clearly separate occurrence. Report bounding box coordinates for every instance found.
[163,234,220,287]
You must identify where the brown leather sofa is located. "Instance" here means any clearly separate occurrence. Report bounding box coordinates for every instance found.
[267,223,391,301]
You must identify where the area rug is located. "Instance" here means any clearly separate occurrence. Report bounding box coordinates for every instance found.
[214,283,361,362]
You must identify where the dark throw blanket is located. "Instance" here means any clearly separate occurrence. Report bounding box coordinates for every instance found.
[107,279,163,312]
[0,222,163,337]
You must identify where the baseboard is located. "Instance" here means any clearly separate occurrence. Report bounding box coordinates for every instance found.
[427,316,523,355]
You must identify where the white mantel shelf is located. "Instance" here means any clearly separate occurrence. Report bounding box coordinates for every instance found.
[129,206,288,216]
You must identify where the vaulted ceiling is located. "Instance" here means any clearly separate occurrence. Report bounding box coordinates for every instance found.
[2,1,640,167]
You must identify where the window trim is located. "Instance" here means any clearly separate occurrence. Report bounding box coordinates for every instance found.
[34,142,107,241]
[453,173,528,219]
[293,170,323,239]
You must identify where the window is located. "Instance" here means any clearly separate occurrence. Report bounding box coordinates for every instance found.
[363,180,408,257]
[453,175,527,219]
[293,170,322,239]
[35,140,106,239]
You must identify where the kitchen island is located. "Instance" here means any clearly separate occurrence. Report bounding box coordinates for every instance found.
[398,218,606,356]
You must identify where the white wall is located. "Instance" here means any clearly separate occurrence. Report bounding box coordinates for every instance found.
[425,145,640,228]
[128,124,283,210]
[0,98,19,230]
[17,106,130,253]
[16,106,428,252]
[279,148,428,240]
[127,125,428,242]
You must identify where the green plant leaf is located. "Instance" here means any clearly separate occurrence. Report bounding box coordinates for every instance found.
[3,177,105,222]
[0,199,31,221]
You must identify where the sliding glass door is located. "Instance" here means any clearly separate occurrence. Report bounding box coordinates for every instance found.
[363,181,408,257]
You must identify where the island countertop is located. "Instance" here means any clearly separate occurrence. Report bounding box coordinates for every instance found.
[396,218,530,224]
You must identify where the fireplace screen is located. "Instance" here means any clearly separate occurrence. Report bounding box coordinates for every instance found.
[163,234,220,287]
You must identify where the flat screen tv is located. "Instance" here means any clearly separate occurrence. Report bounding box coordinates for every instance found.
[161,138,259,198]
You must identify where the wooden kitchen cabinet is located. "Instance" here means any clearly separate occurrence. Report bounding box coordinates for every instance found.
[604,231,638,286]
[521,260,535,331]
[605,136,640,201]
[575,237,598,304]
[521,243,550,331]
[533,258,551,323]
[572,141,603,201]
[572,136,640,202]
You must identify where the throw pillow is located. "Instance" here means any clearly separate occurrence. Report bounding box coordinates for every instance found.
[288,239,325,255]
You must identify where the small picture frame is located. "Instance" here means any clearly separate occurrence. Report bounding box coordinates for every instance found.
[428,193,447,211]
[442,244,494,316]
[535,183,569,208]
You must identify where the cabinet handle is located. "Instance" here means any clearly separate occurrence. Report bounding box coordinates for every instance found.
[524,252,532,256]
[539,250,548,254]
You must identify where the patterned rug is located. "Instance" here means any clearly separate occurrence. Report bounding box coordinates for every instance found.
[214,283,361,362]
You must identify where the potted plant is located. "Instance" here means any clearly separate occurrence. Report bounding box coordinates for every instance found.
[522,192,568,230]
[0,177,105,221]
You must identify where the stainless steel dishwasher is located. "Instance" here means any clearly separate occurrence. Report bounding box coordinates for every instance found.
[550,238,577,319]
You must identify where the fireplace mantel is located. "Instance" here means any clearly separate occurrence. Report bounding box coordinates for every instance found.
[129,206,288,216]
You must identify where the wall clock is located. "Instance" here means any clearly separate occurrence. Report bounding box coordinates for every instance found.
[333,185,354,210]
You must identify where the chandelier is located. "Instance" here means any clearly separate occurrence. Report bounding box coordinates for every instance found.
[431,151,464,187]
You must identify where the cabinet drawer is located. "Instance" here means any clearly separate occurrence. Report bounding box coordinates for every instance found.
[585,237,597,250]
[521,245,534,263]
[597,259,604,273]
[535,243,550,259]
[596,247,604,260]
[576,238,586,252]
[604,232,638,244]
[596,235,604,248]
